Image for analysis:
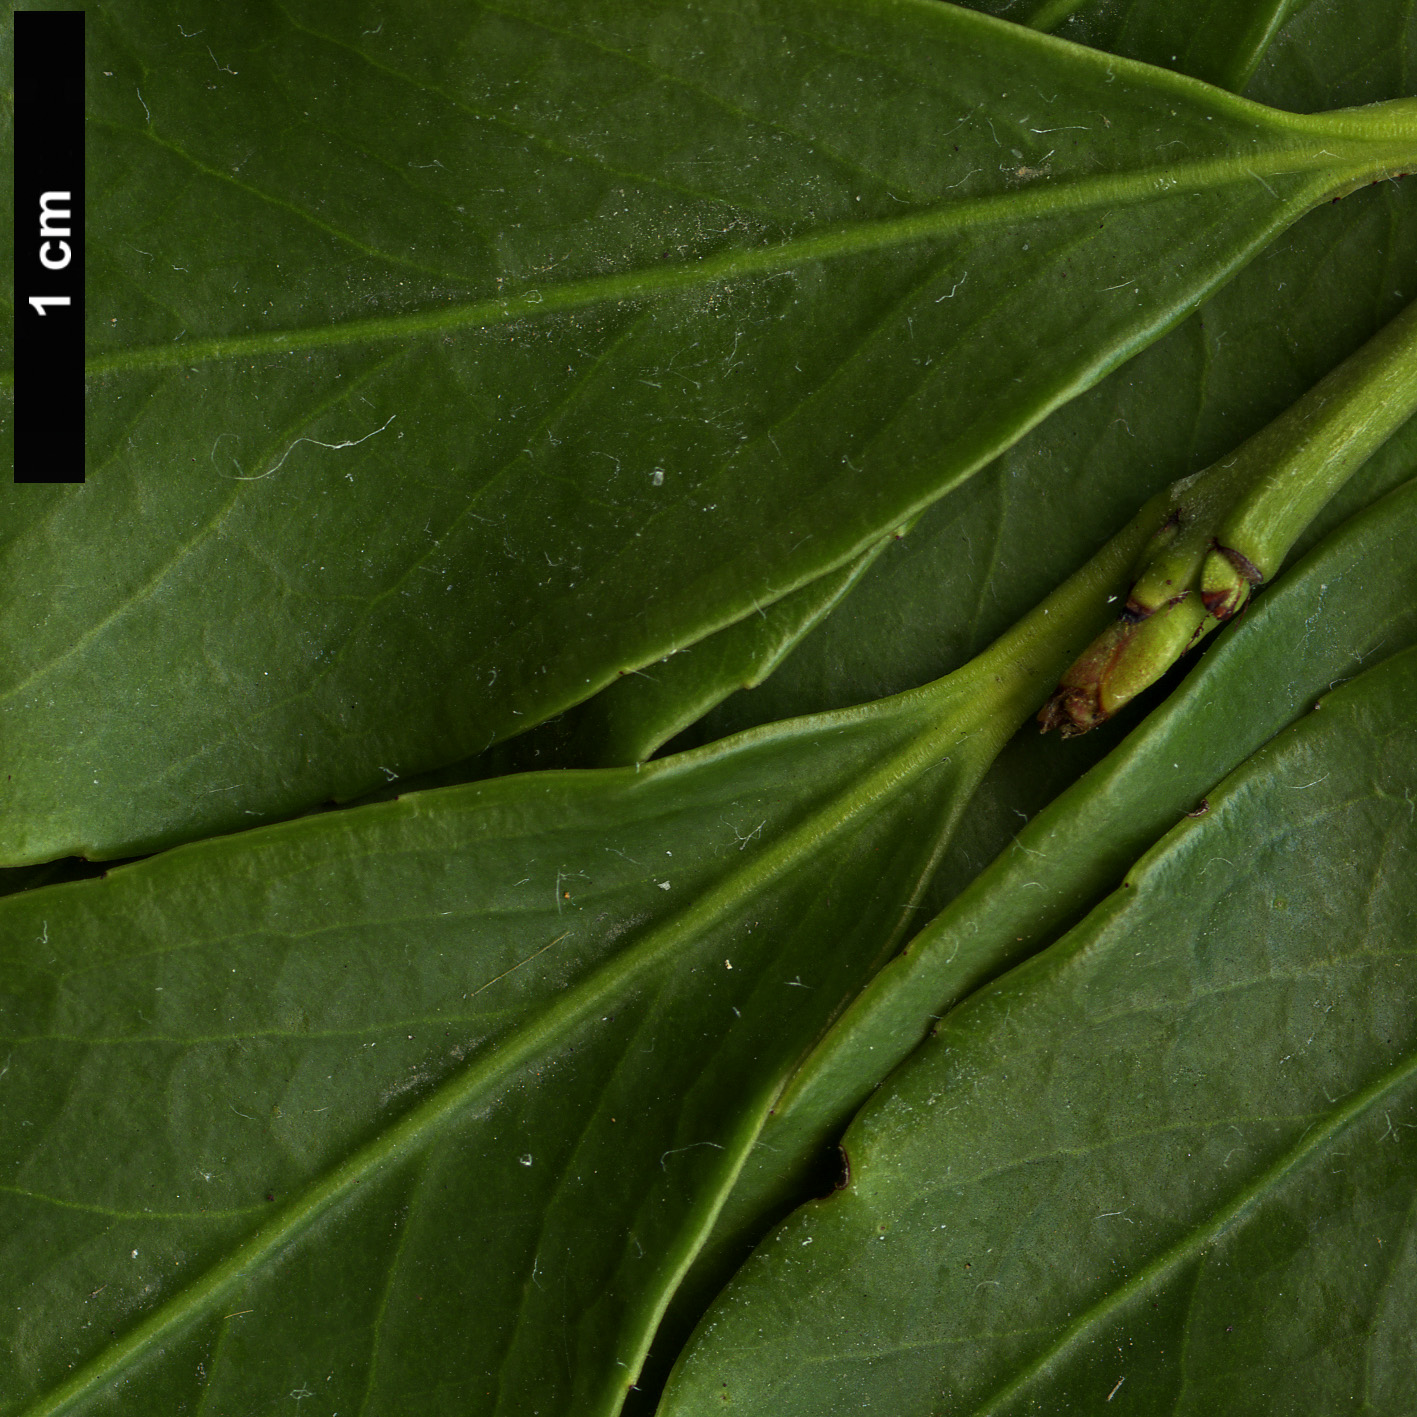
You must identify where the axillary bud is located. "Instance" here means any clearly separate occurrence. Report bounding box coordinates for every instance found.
[1199,543,1265,621]
[1038,594,1208,737]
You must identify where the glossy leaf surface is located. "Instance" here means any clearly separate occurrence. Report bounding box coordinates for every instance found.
[543,0,1365,770]
[6,0,1417,863]
[673,0,1417,762]
[632,469,1417,1399]
[0,501,1158,1416]
[664,642,1417,1414]
[689,196,1417,750]
[1026,0,1307,92]
[509,0,1362,778]
[1249,0,1417,113]
[3,3,1415,1415]
[0,710,963,1417]
[567,543,886,768]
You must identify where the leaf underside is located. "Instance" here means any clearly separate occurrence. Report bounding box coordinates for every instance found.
[0,650,1013,1416]
[4,0,1414,863]
[2,2,1416,1416]
[624,467,1417,1400]
[662,643,1417,1415]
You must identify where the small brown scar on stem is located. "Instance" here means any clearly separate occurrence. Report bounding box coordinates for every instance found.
[1200,587,1232,618]
[1217,543,1264,585]
[1186,799,1210,817]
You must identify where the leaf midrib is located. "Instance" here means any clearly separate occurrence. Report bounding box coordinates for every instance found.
[963,1043,1417,1417]
[16,696,967,1417]
[69,137,1403,384]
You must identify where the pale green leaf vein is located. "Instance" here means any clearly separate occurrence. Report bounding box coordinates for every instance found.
[965,1046,1417,1417]
[17,718,950,1417]
[354,1158,430,1417]
[0,1183,259,1224]
[0,352,404,708]
[93,117,461,284]
[72,142,1391,383]
[478,0,906,201]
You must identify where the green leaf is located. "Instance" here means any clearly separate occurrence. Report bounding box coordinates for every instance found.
[525,0,1340,765]
[1036,297,1417,732]
[565,542,888,768]
[634,468,1417,1398]
[686,180,1417,749]
[656,0,1414,780]
[0,498,1157,1416]
[497,0,1400,778]
[0,722,955,1417]
[0,860,110,903]
[6,4,1417,1412]
[661,639,1417,1414]
[1248,0,1417,112]
[6,0,1417,864]
[1049,0,1308,93]
[764,469,1417,1180]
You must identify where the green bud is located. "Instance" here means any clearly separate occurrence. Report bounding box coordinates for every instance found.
[1038,595,1209,736]
[1036,619,1138,738]
[1040,297,1417,738]
[1199,544,1264,622]
[1098,596,1209,715]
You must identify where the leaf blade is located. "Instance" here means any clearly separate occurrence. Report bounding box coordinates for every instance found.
[1,491,1162,1414]
[631,466,1417,1406]
[660,642,1417,1414]
[8,0,1417,862]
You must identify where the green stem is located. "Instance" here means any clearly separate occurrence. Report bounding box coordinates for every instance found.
[916,489,1174,740]
[1041,295,1417,733]
[1216,295,1417,571]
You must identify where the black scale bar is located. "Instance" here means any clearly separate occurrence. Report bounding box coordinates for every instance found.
[13,10,86,484]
